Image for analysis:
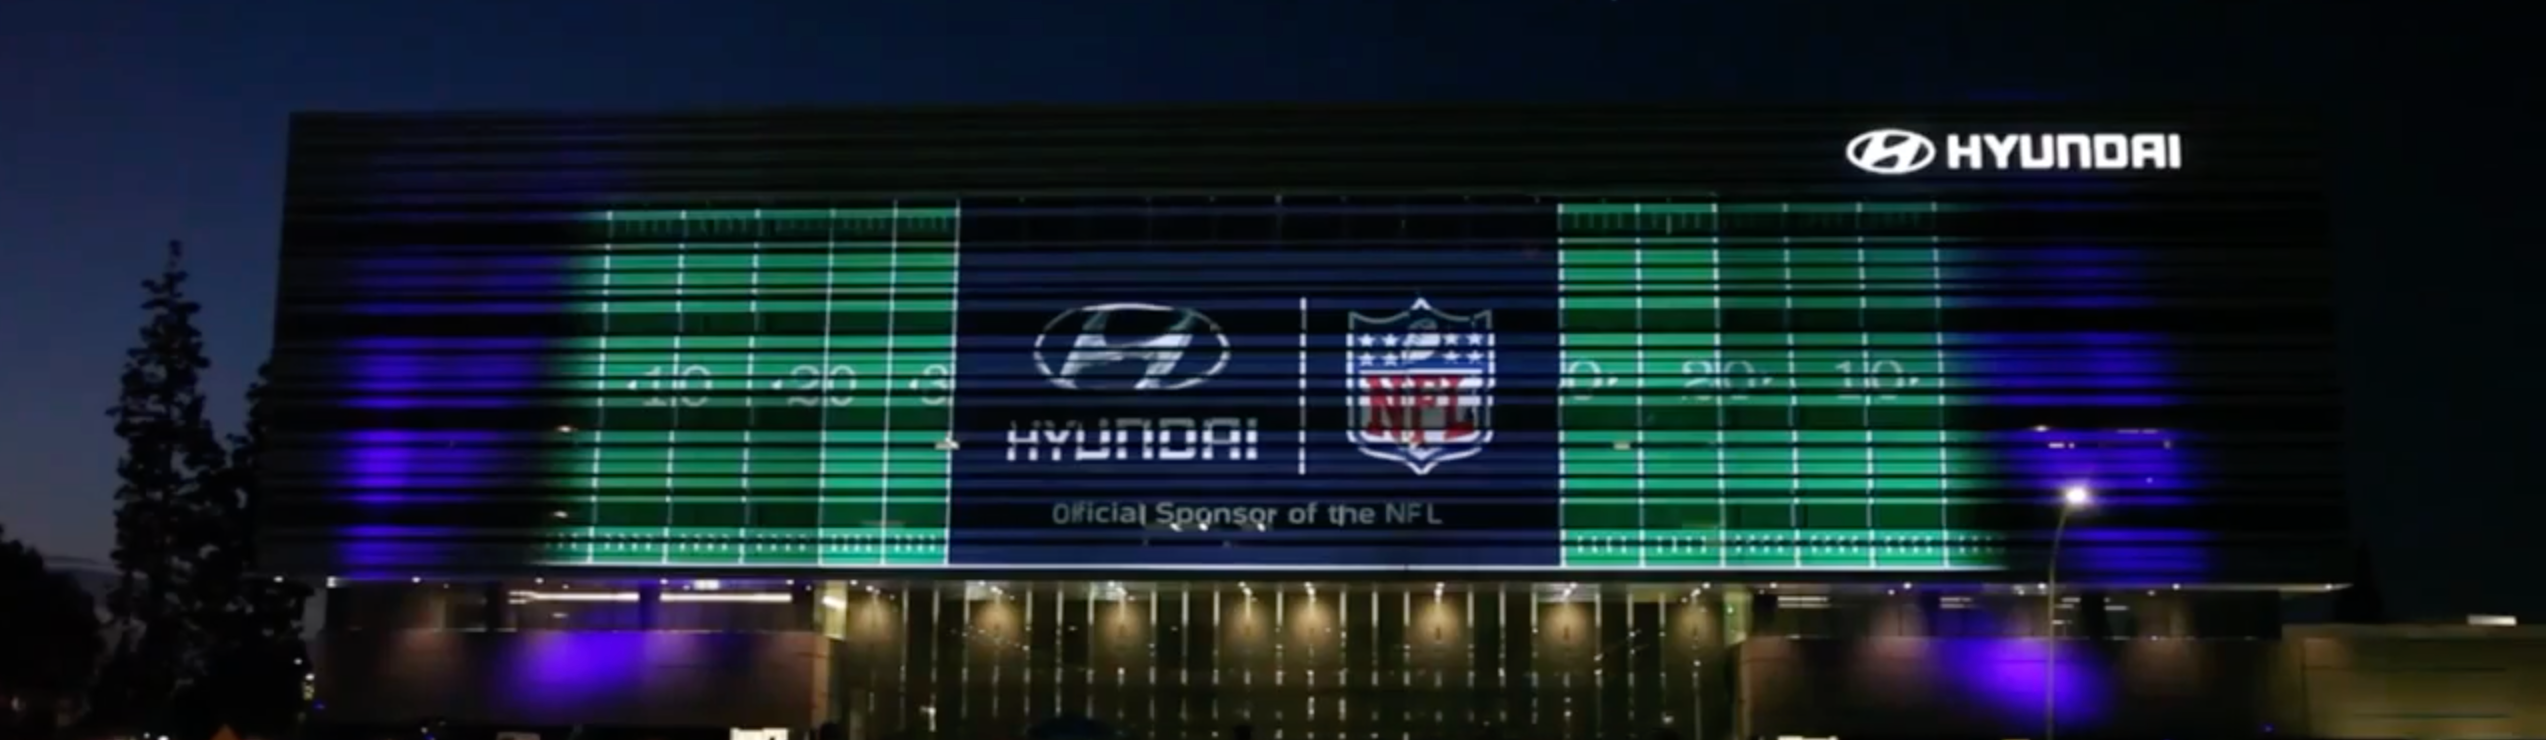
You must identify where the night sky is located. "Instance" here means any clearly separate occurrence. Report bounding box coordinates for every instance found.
[2,1,2535,618]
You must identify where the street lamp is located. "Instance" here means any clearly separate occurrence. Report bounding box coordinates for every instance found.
[2046,483,2094,740]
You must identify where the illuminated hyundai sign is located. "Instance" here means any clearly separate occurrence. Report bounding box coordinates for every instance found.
[1849,129,2184,174]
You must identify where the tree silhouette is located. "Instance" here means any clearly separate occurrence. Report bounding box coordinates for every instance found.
[99,241,232,731]
[179,362,312,736]
[0,525,107,738]
[97,241,309,736]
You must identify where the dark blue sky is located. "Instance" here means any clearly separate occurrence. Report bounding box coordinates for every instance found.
[2,1,2535,617]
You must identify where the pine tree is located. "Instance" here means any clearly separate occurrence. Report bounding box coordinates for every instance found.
[187,362,313,735]
[98,241,231,732]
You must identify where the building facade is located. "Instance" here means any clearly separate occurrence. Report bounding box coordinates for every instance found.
[269,104,2346,739]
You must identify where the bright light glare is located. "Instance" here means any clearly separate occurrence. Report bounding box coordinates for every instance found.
[2061,484,2095,507]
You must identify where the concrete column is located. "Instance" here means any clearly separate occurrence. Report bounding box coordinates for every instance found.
[638,583,663,631]
[479,581,513,632]
[2080,590,2112,640]
[321,583,353,632]
[1721,587,1753,646]
[790,583,819,632]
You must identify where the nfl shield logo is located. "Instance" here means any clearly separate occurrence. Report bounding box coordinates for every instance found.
[1347,298,1495,475]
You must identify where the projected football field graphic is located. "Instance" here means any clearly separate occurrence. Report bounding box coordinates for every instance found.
[558,207,960,566]
[540,199,2009,569]
[263,106,2344,581]
[1551,202,1986,569]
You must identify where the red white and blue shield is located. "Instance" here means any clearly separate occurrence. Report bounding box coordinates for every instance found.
[1347,298,1495,475]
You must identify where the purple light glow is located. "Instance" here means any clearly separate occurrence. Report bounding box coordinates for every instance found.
[341,525,475,538]
[1966,332,2177,406]
[505,631,657,716]
[1982,394,2175,406]
[343,397,528,409]
[345,337,555,351]
[2009,426,2205,577]
[335,343,550,571]
[1967,295,2156,309]
[1959,638,2109,728]
[346,301,562,314]
[343,351,542,393]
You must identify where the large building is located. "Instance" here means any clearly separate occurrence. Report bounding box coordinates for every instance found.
[266,104,2352,739]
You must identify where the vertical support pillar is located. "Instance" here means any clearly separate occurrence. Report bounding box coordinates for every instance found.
[638,583,664,631]
[2080,590,2112,640]
[791,583,820,632]
[1721,587,1753,646]
[480,581,513,632]
[321,582,353,633]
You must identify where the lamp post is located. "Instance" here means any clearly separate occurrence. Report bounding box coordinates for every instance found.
[2046,483,2094,740]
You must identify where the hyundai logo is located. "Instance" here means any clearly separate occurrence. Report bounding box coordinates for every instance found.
[1033,303,1231,391]
[1850,129,2185,174]
[1847,129,1937,175]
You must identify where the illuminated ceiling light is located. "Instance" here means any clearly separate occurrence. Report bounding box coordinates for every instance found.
[2062,484,2095,508]
[522,591,640,603]
[2171,583,2182,590]
[556,425,575,434]
[662,592,790,604]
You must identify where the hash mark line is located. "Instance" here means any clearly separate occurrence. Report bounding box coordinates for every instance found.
[1785,202,1801,568]
[663,209,686,566]
[1633,203,1648,568]
[742,209,760,565]
[1933,199,1952,568]
[943,204,961,565]
[880,202,901,564]
[588,211,615,564]
[1713,201,1726,568]
[1859,201,1876,568]
[816,208,838,567]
